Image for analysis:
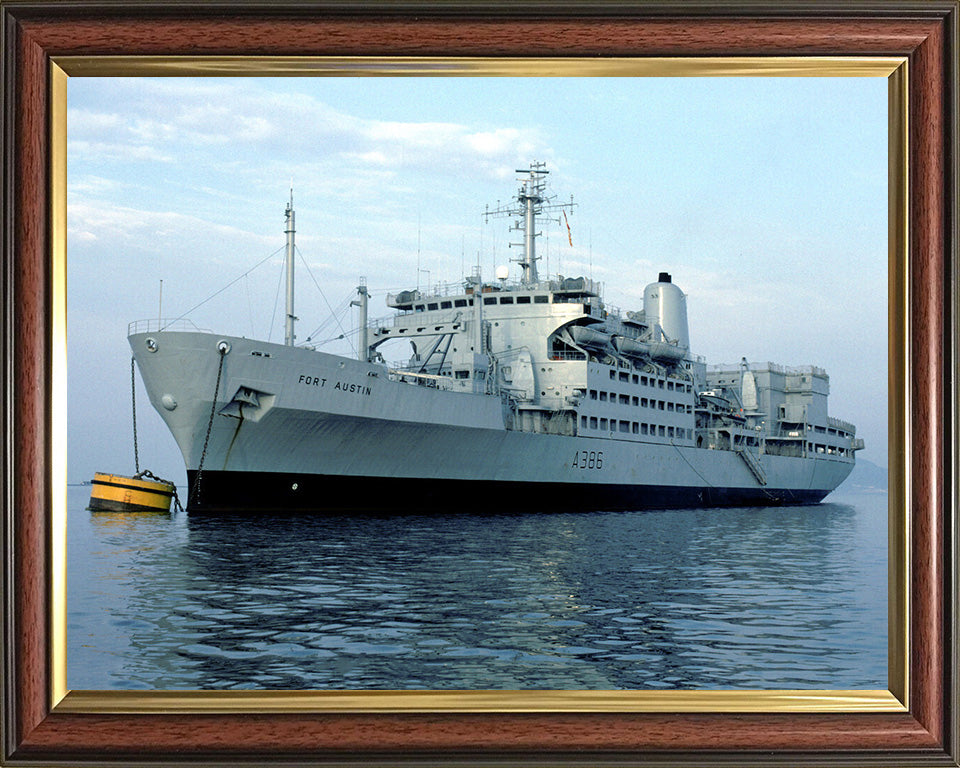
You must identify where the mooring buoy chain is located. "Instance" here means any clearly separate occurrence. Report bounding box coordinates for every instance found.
[131,357,140,475]
[190,344,227,509]
[132,468,184,513]
[131,356,185,513]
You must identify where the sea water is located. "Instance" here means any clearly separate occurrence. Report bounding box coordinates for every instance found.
[66,485,887,690]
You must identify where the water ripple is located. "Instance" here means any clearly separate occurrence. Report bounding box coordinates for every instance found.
[67,488,887,690]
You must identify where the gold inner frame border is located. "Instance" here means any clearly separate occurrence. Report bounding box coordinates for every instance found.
[49,55,909,715]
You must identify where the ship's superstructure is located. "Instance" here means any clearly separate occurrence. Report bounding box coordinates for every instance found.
[129,164,862,512]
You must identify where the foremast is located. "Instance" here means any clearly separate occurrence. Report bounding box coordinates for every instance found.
[284,191,296,347]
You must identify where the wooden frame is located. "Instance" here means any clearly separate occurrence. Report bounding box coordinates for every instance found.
[2,2,956,765]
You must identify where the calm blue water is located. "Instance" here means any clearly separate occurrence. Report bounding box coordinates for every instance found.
[67,486,887,690]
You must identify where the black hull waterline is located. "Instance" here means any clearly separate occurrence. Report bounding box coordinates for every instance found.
[185,470,832,514]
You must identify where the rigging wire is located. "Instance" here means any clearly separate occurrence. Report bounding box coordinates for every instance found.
[267,253,285,344]
[160,245,285,331]
[244,273,256,339]
[295,246,356,356]
[303,293,353,344]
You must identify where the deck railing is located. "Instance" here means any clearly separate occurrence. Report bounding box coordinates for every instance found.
[127,318,208,336]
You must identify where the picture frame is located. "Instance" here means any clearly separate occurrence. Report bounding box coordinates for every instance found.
[2,2,956,765]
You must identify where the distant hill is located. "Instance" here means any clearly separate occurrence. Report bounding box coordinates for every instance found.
[838,457,888,495]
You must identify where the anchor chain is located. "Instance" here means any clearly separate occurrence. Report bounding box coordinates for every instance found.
[190,344,227,509]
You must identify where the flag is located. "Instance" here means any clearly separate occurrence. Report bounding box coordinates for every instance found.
[562,209,572,246]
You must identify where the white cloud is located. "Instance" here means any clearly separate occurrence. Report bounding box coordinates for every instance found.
[67,201,275,257]
[69,80,551,186]
[68,139,173,164]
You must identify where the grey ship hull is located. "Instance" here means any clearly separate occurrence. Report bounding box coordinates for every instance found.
[131,330,854,514]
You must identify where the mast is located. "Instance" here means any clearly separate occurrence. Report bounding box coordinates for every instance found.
[483,162,575,286]
[518,164,545,284]
[284,190,296,346]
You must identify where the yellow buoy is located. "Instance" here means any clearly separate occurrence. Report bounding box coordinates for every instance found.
[87,472,175,513]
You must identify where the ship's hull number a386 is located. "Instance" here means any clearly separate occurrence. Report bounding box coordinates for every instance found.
[572,450,603,470]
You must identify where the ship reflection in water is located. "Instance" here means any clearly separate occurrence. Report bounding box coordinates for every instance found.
[67,486,887,691]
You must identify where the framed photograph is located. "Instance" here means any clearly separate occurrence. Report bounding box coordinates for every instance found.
[2,2,956,766]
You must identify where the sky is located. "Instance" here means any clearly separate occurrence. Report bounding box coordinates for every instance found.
[66,75,889,485]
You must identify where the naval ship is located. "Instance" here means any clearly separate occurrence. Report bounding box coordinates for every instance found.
[129,163,863,512]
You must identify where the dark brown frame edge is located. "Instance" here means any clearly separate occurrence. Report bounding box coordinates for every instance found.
[1,2,956,766]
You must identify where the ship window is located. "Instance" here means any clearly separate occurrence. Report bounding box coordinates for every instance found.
[668,427,675,438]
[641,424,649,435]
[632,422,639,434]
[632,375,639,384]
[641,376,648,386]
[415,305,425,312]
[600,418,608,430]
[658,380,665,389]
[454,299,468,307]
[428,303,439,310]
[589,389,597,400]
[641,398,648,407]
[535,295,549,304]
[658,401,665,410]
[484,297,497,305]
[667,402,674,412]
[581,416,588,428]
[500,296,514,304]
[632,396,639,406]
[668,382,674,390]
[516,295,531,304]
[590,417,598,429]
[599,392,608,401]
[609,370,616,380]
[440,301,452,309]
[659,425,666,436]
[619,394,629,405]
[455,370,469,379]
[619,372,629,382]
[619,420,630,433]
